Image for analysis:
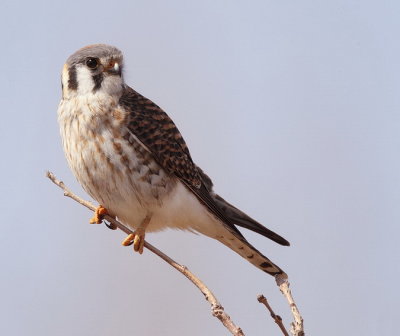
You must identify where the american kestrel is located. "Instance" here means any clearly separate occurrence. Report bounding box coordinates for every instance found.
[58,44,289,276]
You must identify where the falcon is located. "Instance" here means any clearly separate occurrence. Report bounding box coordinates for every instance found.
[58,44,289,276]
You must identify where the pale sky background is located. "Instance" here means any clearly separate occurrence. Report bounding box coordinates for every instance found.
[0,1,399,335]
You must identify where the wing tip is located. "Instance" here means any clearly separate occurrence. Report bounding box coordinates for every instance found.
[282,239,291,247]
[273,235,290,246]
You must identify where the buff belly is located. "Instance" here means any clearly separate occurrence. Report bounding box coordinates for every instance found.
[58,97,221,236]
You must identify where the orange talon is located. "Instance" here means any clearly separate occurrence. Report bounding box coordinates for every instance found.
[89,205,108,224]
[133,227,146,254]
[121,229,145,254]
[122,233,135,246]
[121,214,151,255]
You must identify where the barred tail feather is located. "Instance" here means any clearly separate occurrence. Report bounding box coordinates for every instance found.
[215,229,286,276]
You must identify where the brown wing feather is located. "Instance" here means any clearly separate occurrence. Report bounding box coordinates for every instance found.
[119,86,245,238]
[119,86,201,187]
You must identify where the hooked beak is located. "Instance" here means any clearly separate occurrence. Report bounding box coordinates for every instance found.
[104,60,121,76]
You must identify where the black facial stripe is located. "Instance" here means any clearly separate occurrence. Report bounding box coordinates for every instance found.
[92,73,103,92]
[68,65,78,90]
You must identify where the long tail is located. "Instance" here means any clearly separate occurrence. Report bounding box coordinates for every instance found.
[215,225,286,276]
[193,167,288,275]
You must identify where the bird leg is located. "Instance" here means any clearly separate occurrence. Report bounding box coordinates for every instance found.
[121,214,152,254]
[89,205,108,224]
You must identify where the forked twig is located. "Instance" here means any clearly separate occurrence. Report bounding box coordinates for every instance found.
[46,171,244,336]
[257,294,289,336]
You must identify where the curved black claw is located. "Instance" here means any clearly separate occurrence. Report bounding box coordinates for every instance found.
[104,220,117,230]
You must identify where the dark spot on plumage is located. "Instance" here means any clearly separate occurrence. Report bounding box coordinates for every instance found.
[260,262,272,269]
[92,73,103,92]
[238,246,244,250]
[103,118,111,127]
[139,173,152,184]
[113,142,123,155]
[122,133,131,143]
[247,254,254,259]
[104,155,115,171]
[68,65,78,90]
[141,157,151,166]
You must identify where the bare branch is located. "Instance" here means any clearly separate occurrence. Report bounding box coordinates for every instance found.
[275,274,305,336]
[257,294,289,336]
[46,171,244,336]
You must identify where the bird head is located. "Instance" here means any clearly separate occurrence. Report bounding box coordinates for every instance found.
[61,44,124,99]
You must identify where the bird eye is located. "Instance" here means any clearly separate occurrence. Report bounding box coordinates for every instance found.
[86,58,99,69]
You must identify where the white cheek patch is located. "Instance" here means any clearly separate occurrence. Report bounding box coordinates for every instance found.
[76,65,95,95]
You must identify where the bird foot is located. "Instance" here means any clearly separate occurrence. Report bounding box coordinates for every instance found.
[89,205,108,224]
[122,228,146,254]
